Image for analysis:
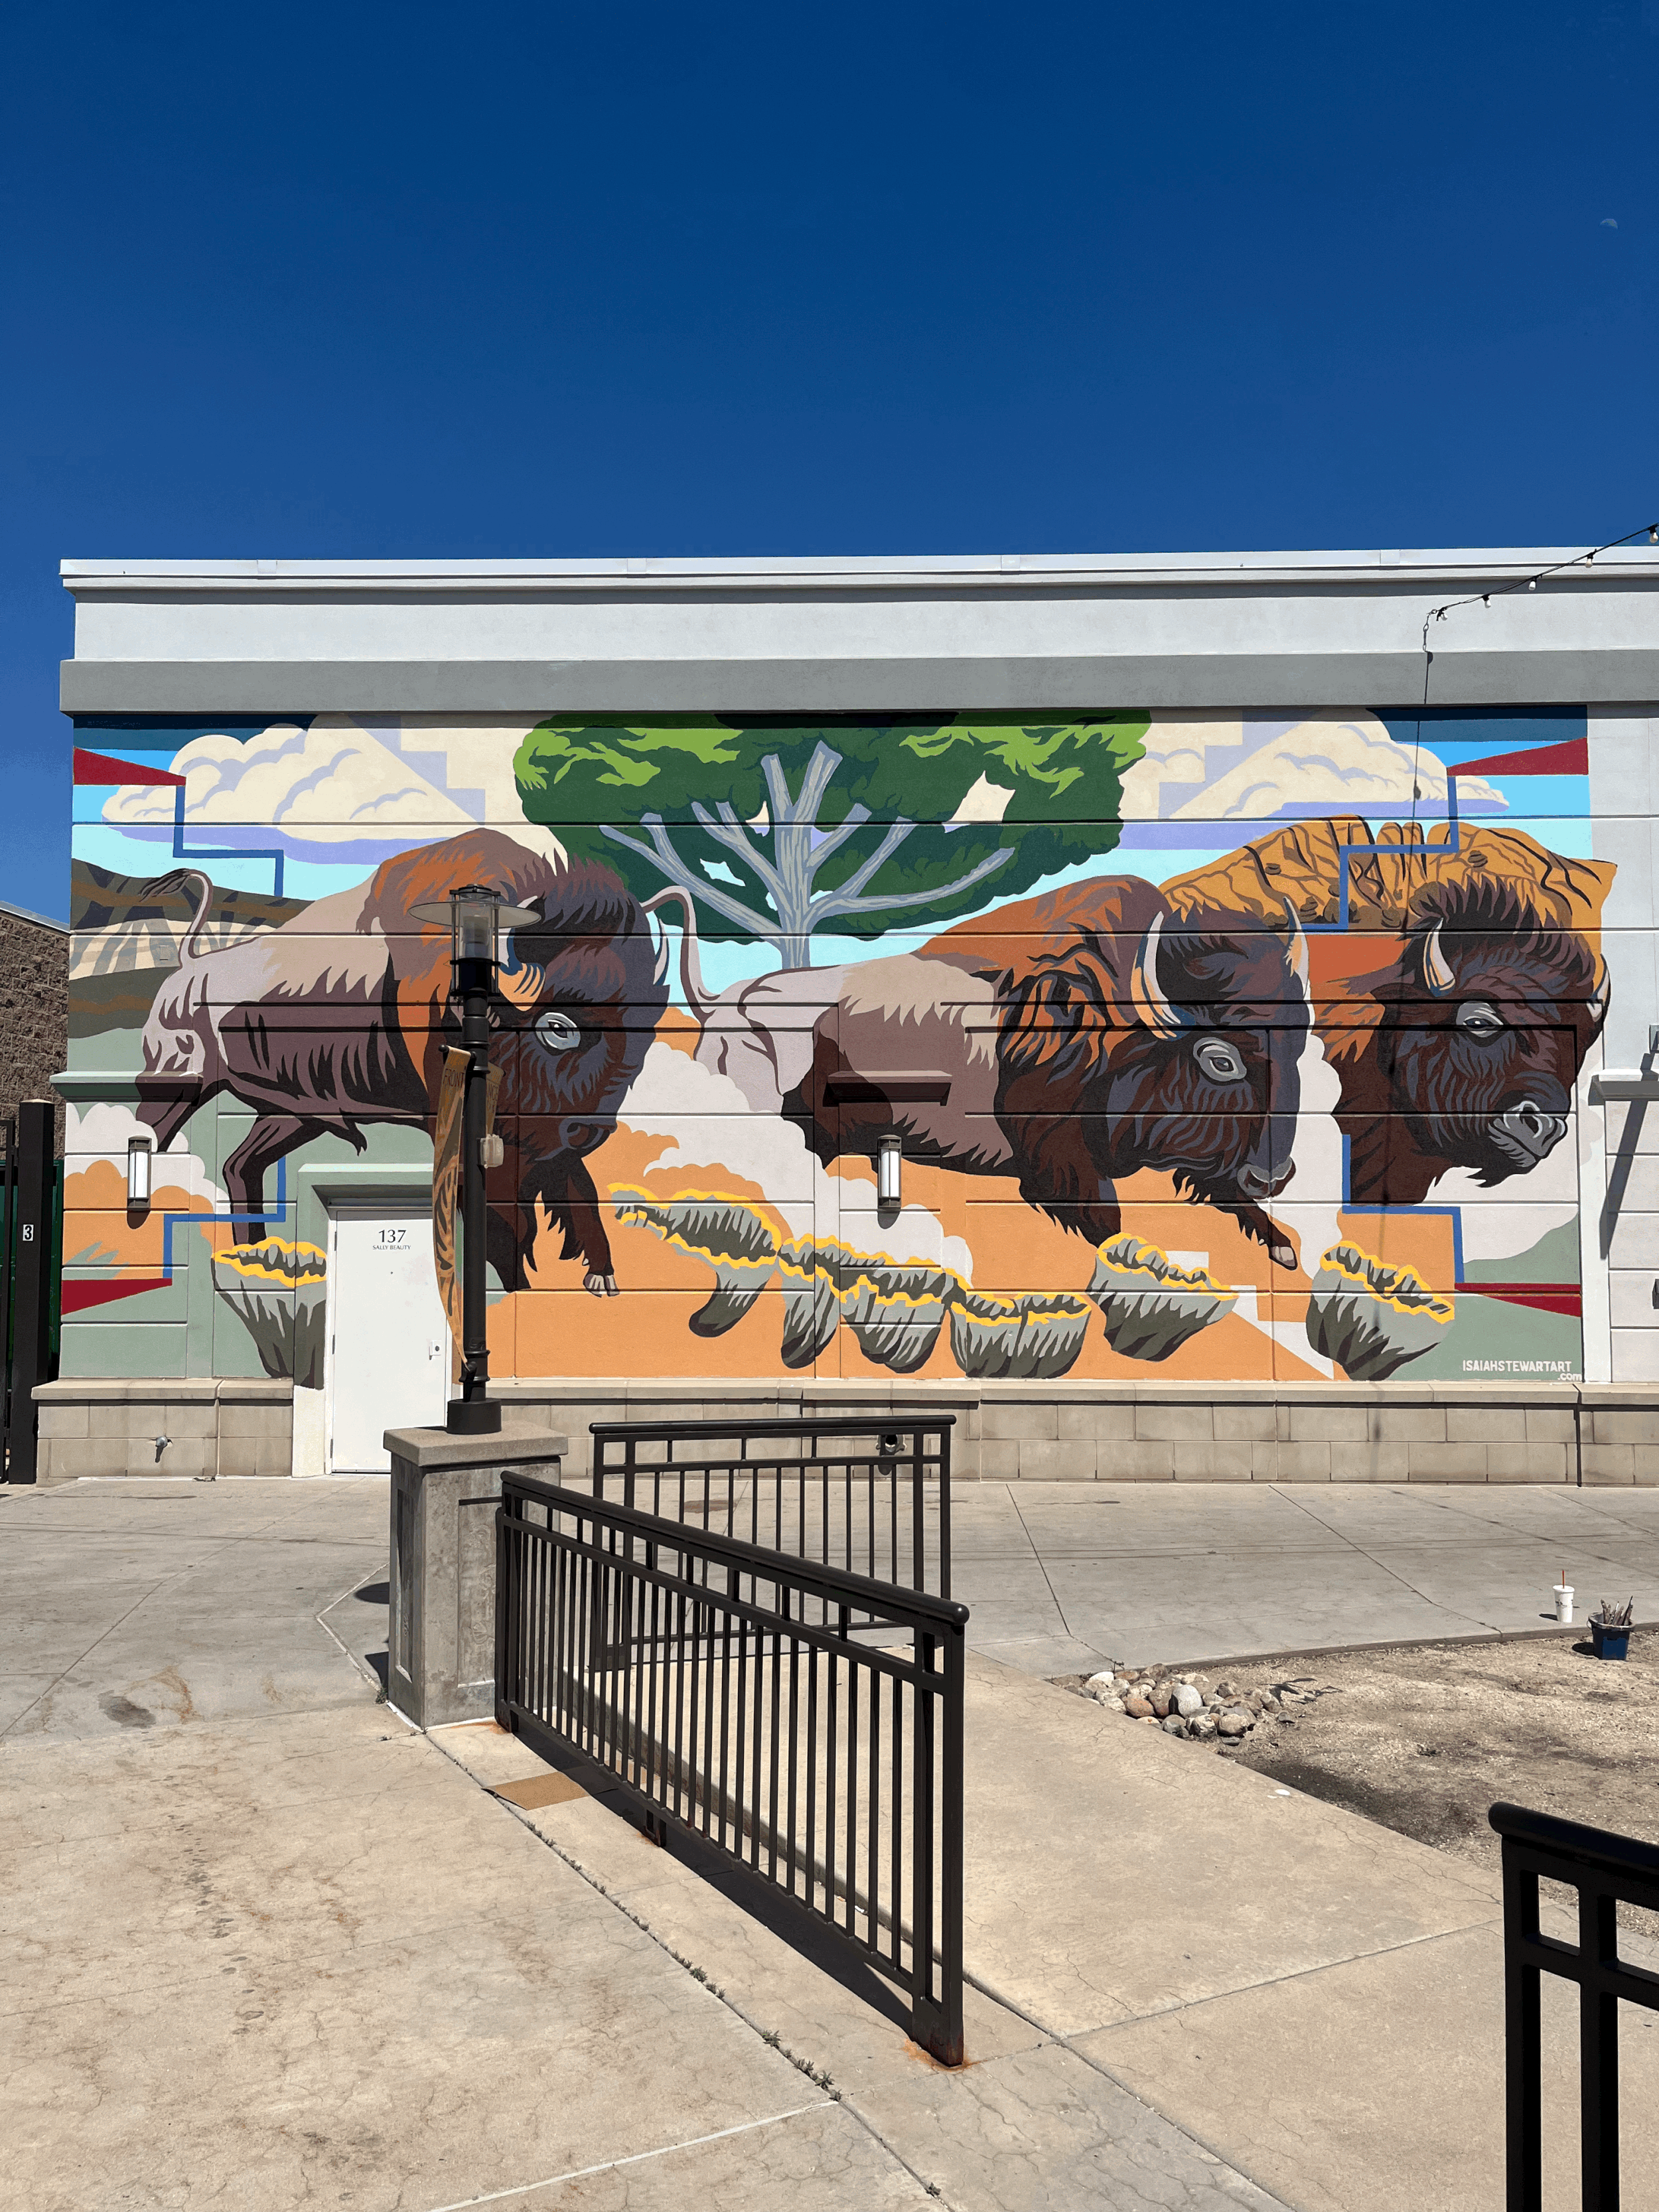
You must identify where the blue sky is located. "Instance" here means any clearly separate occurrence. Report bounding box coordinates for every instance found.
[4,0,1656,922]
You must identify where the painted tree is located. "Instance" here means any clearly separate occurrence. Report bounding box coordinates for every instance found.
[514,716,1148,968]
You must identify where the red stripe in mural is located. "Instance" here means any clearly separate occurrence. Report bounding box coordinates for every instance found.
[62,1278,169,1313]
[72,747,186,787]
[1461,1283,1583,1317]
[1449,737,1589,781]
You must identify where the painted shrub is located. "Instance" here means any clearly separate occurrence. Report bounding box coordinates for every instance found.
[62,708,1611,1393]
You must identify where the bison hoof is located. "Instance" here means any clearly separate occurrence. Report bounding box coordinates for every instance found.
[1270,1240,1299,1271]
[583,1271,620,1298]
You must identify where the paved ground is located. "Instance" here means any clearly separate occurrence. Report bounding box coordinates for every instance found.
[13,1476,1659,1737]
[9,1475,1659,2209]
[948,1480,1659,1674]
[1,1478,1280,2211]
[0,1475,388,1741]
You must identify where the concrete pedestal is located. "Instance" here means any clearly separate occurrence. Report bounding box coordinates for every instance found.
[384,1425,567,1728]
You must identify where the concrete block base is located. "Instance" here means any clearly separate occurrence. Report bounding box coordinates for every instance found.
[385,1426,567,1729]
[30,1376,1659,1487]
[478,1378,1659,1488]
[30,1379,294,1485]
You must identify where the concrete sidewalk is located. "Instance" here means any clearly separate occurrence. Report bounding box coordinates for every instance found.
[9,1475,1659,2209]
[950,1480,1659,1674]
[1,1478,1280,2211]
[11,1475,1659,1733]
[0,1473,389,1739]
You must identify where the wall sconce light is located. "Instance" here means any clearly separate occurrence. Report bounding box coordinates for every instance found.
[877,1135,902,1208]
[127,1136,153,1208]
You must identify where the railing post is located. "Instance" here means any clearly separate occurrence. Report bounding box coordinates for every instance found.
[938,1424,952,1605]
[1580,1883,1620,2212]
[939,1619,966,2067]
[1501,1843,1543,2212]
[912,1627,936,2042]
[494,1497,511,1728]
[910,1425,924,1596]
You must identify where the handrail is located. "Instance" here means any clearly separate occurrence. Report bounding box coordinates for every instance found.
[1490,1801,1659,1886]
[497,1468,967,2066]
[590,1414,957,1442]
[1489,1799,1659,2209]
[587,1412,952,1607]
[503,1467,969,1629]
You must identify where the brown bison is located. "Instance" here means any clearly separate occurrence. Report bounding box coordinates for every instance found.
[1164,818,1612,1207]
[136,828,666,1294]
[666,876,1311,1268]
[1323,878,1607,1205]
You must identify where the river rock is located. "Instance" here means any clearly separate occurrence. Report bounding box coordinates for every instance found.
[1189,1713,1218,1741]
[1123,1694,1154,1718]
[1161,1714,1187,1737]
[1150,1686,1175,1718]
[1174,1683,1205,1720]
[1217,1710,1251,1739]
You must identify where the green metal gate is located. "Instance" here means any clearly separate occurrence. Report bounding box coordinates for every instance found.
[2,1101,63,1484]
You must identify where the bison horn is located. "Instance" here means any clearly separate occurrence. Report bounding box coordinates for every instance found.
[1281,899,1310,995]
[1421,919,1456,997]
[1131,912,1196,1037]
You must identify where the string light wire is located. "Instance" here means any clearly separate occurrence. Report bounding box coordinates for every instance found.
[1408,518,1658,826]
[1419,520,1659,704]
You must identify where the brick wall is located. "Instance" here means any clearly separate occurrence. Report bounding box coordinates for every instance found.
[0,902,68,1147]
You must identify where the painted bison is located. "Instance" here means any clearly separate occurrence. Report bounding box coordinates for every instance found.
[137,828,666,1294]
[1324,879,1607,1205]
[1163,818,1613,1207]
[660,875,1312,1268]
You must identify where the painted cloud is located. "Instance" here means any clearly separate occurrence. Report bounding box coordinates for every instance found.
[100,715,573,869]
[1119,712,1504,822]
[103,721,476,856]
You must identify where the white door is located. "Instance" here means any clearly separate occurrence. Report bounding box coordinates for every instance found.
[326,1209,450,1473]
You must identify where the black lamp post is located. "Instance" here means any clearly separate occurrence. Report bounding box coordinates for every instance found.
[411,883,539,1434]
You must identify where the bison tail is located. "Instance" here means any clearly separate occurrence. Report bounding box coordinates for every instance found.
[172,869,217,962]
[642,887,713,1031]
[141,867,218,963]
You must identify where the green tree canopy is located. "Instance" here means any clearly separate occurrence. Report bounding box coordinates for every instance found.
[514,715,1148,968]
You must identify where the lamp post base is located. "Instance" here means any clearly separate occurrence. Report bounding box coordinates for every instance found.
[446,1398,503,1436]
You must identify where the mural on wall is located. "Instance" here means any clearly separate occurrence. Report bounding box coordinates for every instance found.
[61,709,1613,1394]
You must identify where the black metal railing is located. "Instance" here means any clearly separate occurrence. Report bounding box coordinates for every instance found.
[496,1468,968,2065]
[589,1414,952,1602]
[1490,1801,1659,2209]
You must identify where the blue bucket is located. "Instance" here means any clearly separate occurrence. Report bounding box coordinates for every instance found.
[1591,1620,1631,1661]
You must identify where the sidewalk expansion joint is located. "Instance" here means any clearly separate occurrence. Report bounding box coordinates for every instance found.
[422,1728,966,2209]
[956,1915,1504,2211]
[416,2099,836,2212]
